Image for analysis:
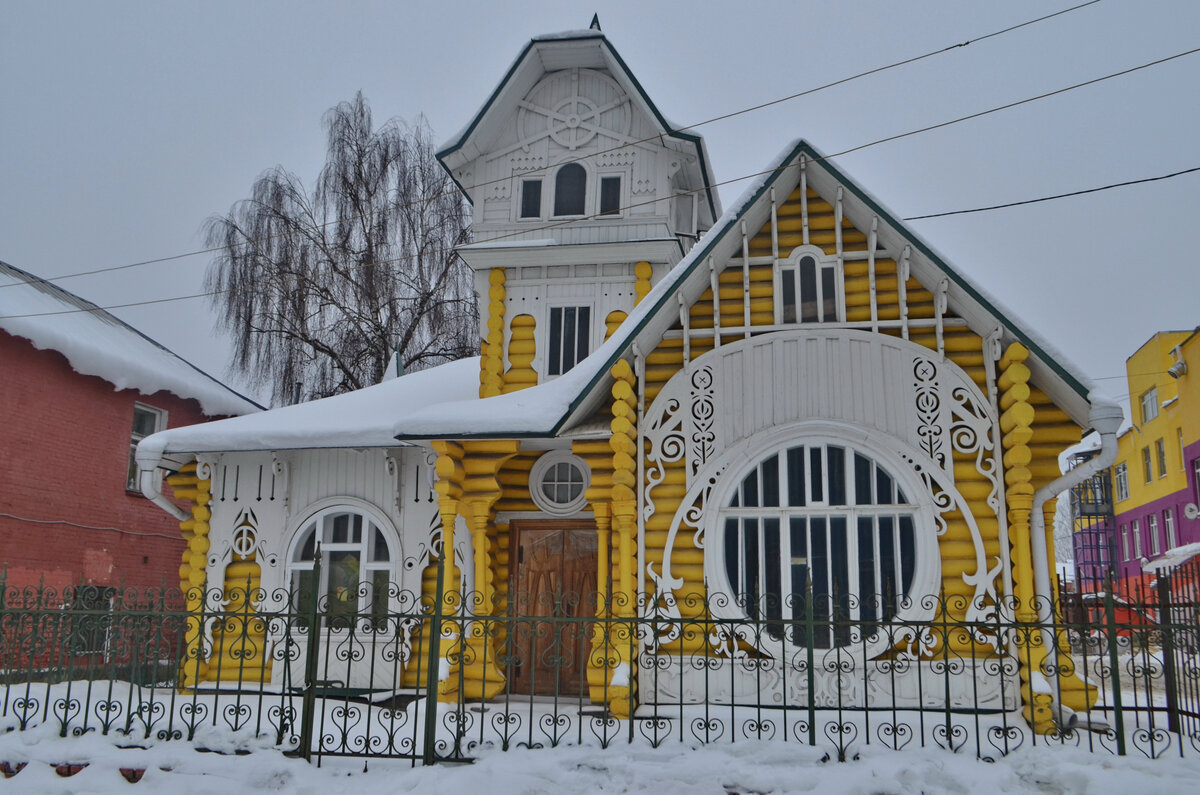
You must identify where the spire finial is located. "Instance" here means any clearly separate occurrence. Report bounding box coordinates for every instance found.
[589,14,601,31]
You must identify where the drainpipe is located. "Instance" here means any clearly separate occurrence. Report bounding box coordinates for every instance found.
[1029,394,1124,729]
[139,465,189,522]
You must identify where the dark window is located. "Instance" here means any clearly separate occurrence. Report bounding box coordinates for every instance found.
[553,163,586,216]
[548,306,591,375]
[520,180,542,218]
[721,443,918,649]
[599,176,621,215]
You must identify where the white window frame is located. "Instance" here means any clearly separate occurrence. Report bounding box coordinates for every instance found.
[286,502,401,630]
[1142,447,1153,484]
[1165,509,1177,549]
[1149,514,1160,556]
[1133,519,1142,559]
[1114,463,1129,502]
[706,432,938,657]
[596,173,624,218]
[551,162,590,218]
[1121,526,1130,561]
[1141,387,1159,424]
[545,303,594,378]
[529,451,590,516]
[516,177,544,221]
[1156,438,1168,478]
[128,403,166,491]
[774,245,844,325]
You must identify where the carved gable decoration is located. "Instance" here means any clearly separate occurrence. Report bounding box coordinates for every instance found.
[644,329,997,487]
[514,68,632,154]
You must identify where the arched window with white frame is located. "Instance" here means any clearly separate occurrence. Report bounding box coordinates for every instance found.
[776,246,842,324]
[553,163,587,216]
[288,505,398,629]
[716,439,929,650]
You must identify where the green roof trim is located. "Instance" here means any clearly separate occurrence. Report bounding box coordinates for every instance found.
[798,142,1091,404]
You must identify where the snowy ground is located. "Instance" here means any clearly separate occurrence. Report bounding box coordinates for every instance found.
[2,728,1200,794]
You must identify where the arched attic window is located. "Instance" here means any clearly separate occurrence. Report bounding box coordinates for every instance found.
[553,163,587,216]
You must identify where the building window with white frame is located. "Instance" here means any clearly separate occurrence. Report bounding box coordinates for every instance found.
[1140,387,1159,424]
[289,508,396,630]
[127,404,166,491]
[1165,508,1176,549]
[1114,463,1129,502]
[598,175,621,216]
[1142,448,1153,484]
[1132,519,1142,559]
[718,441,920,650]
[553,163,586,216]
[1179,428,1186,471]
[519,179,543,219]
[1156,438,1167,478]
[529,451,590,516]
[547,305,591,376]
[1121,526,1129,561]
[777,248,841,324]
[1149,514,1160,556]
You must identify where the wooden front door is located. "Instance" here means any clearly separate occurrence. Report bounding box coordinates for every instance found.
[509,521,598,696]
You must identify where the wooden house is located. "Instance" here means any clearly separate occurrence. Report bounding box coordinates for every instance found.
[137,28,1123,733]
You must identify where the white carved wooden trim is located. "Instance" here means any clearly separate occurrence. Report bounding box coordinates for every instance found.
[800,154,810,246]
[640,330,1005,654]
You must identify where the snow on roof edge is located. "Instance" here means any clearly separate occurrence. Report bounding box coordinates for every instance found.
[139,357,481,464]
[0,261,263,417]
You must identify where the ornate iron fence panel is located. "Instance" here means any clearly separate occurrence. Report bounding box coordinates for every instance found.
[3,561,1200,767]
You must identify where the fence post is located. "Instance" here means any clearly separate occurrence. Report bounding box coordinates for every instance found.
[1102,573,1125,755]
[805,578,815,748]
[1155,571,1181,735]
[422,549,447,766]
[298,547,323,763]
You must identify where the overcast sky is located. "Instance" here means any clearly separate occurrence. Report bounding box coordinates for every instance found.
[2,0,1197,410]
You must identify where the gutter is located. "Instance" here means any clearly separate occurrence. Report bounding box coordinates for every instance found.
[1028,394,1125,729]
[138,440,190,522]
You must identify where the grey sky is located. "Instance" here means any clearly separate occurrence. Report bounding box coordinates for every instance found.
[2,0,1197,410]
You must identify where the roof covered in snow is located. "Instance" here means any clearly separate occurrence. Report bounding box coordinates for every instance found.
[0,261,262,417]
[394,139,1114,439]
[136,356,481,465]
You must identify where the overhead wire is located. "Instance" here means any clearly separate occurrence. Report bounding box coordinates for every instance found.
[3,38,1197,321]
[904,166,1200,220]
[0,1,1103,291]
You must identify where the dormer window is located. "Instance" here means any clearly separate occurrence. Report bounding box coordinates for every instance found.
[519,179,543,219]
[599,176,621,216]
[553,163,587,216]
[547,305,590,376]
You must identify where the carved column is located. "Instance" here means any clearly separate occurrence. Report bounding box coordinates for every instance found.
[457,440,520,699]
[608,358,639,716]
[431,440,465,700]
[998,342,1053,732]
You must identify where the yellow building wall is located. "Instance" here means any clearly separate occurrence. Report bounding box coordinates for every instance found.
[1112,331,1192,516]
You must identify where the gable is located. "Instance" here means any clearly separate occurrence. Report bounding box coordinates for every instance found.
[437,32,719,227]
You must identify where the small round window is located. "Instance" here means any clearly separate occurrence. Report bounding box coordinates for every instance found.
[530,451,590,515]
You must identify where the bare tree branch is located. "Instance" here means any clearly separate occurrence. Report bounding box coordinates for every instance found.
[204,93,476,405]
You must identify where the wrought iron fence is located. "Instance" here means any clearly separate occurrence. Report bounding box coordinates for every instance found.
[2,557,1200,767]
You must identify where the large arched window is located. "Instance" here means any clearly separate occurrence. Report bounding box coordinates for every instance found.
[289,507,397,629]
[553,163,587,216]
[719,442,920,649]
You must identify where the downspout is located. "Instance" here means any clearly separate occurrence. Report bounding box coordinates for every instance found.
[137,437,190,522]
[1029,394,1124,728]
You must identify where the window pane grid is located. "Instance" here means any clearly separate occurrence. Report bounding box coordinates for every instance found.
[722,443,917,649]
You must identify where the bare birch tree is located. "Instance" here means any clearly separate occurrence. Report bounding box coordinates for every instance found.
[205,92,475,405]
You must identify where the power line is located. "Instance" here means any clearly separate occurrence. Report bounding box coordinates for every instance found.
[905,166,1200,220]
[0,1,1102,291]
[4,38,1197,322]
